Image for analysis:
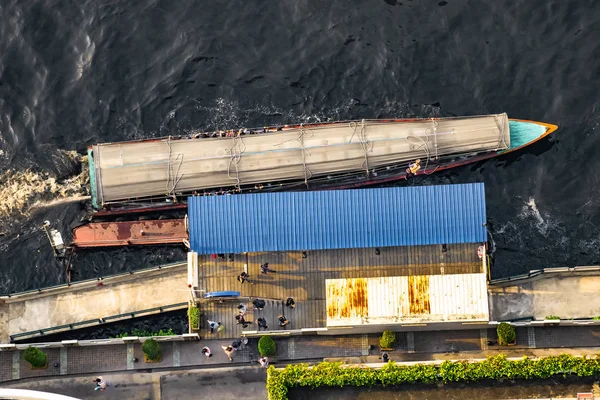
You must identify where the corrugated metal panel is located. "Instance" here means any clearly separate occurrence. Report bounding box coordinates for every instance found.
[326,274,489,326]
[188,183,487,254]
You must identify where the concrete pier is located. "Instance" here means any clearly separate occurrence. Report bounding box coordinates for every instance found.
[0,263,189,343]
[488,269,600,321]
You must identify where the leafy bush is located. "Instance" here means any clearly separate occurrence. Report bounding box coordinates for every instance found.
[497,322,516,345]
[379,330,396,349]
[142,338,161,361]
[188,305,200,329]
[116,328,175,338]
[266,355,600,400]
[258,336,277,357]
[24,346,47,368]
[545,316,560,320]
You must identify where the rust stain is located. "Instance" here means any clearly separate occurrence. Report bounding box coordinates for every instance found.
[72,219,187,247]
[327,278,368,320]
[408,275,431,315]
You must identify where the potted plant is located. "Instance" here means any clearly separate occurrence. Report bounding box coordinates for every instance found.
[142,338,162,362]
[258,336,276,357]
[379,330,396,351]
[23,346,48,369]
[188,304,200,331]
[497,322,516,345]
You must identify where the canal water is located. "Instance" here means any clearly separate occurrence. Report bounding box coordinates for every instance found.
[0,0,599,293]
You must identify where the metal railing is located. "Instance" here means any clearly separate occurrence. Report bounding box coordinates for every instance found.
[488,265,600,285]
[0,261,186,298]
[9,302,188,342]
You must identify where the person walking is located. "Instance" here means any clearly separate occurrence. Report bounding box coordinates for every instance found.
[235,314,250,328]
[260,263,276,274]
[237,303,247,315]
[256,317,268,331]
[201,346,212,358]
[278,315,290,327]
[93,376,109,391]
[258,357,269,368]
[237,271,254,284]
[231,339,243,350]
[222,345,235,361]
[208,320,222,334]
[285,297,296,308]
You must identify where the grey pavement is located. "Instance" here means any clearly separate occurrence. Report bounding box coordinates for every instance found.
[2,367,267,400]
[2,326,600,389]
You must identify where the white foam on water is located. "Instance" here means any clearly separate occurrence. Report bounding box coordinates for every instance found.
[0,150,88,234]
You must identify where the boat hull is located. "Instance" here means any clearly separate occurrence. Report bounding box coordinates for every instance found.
[88,116,557,218]
[72,219,187,248]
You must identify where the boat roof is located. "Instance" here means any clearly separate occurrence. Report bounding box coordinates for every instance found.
[90,114,509,206]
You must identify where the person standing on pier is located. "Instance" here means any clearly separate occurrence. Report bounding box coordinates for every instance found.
[252,298,265,310]
[208,320,222,334]
[237,271,254,284]
[256,317,268,331]
[260,263,276,274]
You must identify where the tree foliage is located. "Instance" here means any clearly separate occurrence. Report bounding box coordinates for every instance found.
[258,336,277,357]
[497,322,516,345]
[379,330,396,348]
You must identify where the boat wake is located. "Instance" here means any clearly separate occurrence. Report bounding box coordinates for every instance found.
[0,150,88,235]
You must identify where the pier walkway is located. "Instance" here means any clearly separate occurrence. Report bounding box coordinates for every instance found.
[488,267,600,321]
[0,263,189,343]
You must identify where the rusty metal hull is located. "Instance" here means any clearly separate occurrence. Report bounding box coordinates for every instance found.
[72,219,187,248]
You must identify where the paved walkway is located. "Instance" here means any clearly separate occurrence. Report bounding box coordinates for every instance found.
[0,263,188,343]
[2,325,600,384]
[488,273,600,321]
[2,367,267,400]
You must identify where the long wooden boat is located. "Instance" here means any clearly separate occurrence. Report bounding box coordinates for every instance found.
[87,113,557,216]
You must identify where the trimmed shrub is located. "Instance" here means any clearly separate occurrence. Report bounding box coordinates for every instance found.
[379,330,396,349]
[142,338,161,361]
[266,355,600,400]
[258,335,276,357]
[188,305,200,329]
[497,322,516,345]
[24,346,47,368]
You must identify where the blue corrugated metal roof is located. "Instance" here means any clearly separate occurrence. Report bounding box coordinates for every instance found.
[188,183,487,254]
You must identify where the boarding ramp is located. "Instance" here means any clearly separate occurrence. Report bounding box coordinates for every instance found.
[0,262,189,343]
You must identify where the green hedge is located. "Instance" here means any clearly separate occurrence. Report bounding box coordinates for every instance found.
[116,328,175,338]
[23,346,47,368]
[259,336,277,357]
[266,355,600,400]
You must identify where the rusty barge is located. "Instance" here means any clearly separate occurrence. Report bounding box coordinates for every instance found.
[71,219,188,248]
